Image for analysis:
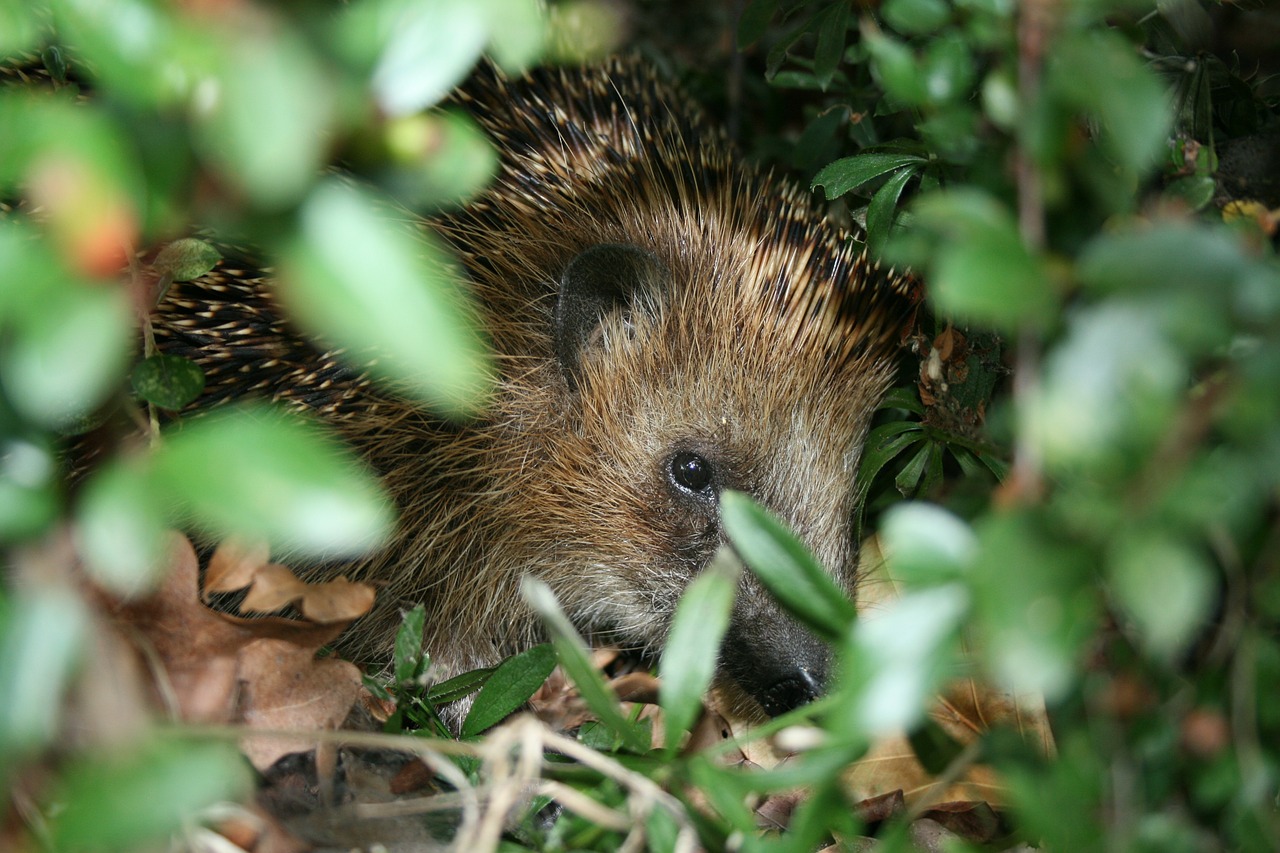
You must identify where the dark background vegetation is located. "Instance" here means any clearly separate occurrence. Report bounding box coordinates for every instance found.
[2,0,1280,850]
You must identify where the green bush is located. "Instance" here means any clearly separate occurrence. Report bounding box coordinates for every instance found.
[3,0,1279,850]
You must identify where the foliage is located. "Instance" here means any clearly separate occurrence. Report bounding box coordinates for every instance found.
[2,0,1279,851]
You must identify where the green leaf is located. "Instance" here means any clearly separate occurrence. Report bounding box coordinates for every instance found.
[880,502,978,587]
[198,30,332,208]
[0,588,86,758]
[813,3,849,89]
[393,604,427,683]
[1108,532,1215,662]
[893,441,931,496]
[659,548,741,749]
[1,279,132,431]
[368,0,490,116]
[74,458,171,595]
[882,0,951,35]
[131,355,205,411]
[152,238,220,283]
[428,666,495,705]
[971,512,1097,700]
[283,180,493,417]
[483,0,547,72]
[49,737,252,852]
[1050,30,1171,175]
[812,152,927,200]
[461,643,557,737]
[0,0,41,56]
[1076,223,1253,294]
[521,578,649,752]
[1163,174,1215,211]
[836,585,968,737]
[737,0,778,48]
[720,490,856,640]
[0,435,59,543]
[865,165,917,257]
[913,190,1056,332]
[865,29,927,106]
[920,34,975,105]
[152,403,394,557]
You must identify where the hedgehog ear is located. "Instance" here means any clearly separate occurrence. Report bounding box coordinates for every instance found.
[554,243,669,387]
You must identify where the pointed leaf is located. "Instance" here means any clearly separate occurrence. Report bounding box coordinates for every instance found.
[812,153,928,200]
[462,643,557,737]
[522,578,648,752]
[720,490,856,640]
[659,548,740,749]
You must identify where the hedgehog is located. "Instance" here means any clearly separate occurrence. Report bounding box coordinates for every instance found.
[153,57,918,720]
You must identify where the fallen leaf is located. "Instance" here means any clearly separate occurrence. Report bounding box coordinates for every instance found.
[203,538,272,599]
[236,638,364,770]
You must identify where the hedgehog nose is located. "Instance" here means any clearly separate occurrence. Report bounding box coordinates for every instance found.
[757,667,824,717]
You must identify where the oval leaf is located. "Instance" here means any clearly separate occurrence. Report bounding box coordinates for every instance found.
[152,403,394,557]
[131,354,206,411]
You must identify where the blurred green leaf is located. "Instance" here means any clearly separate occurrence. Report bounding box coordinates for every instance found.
[382,110,499,209]
[812,152,927,200]
[921,34,975,105]
[837,584,968,737]
[0,435,59,543]
[283,180,493,417]
[0,587,86,759]
[152,403,394,557]
[1051,29,1171,175]
[1022,301,1185,470]
[882,0,951,35]
[483,0,546,72]
[1077,223,1256,294]
[354,0,490,116]
[881,502,978,587]
[46,0,191,105]
[462,643,556,737]
[0,0,41,56]
[972,512,1097,700]
[522,578,648,752]
[720,490,856,640]
[659,547,740,749]
[865,28,927,106]
[0,276,131,431]
[1108,532,1216,662]
[49,737,252,853]
[131,355,205,411]
[911,190,1056,331]
[197,29,332,208]
[75,458,171,595]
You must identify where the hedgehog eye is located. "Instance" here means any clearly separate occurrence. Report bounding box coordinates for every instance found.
[670,451,714,495]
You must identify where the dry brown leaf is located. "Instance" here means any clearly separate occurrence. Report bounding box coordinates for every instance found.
[297,576,377,623]
[109,533,260,723]
[239,563,309,614]
[236,638,364,771]
[106,533,373,775]
[203,538,272,599]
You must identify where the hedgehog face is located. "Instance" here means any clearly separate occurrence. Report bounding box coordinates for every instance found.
[541,241,888,717]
